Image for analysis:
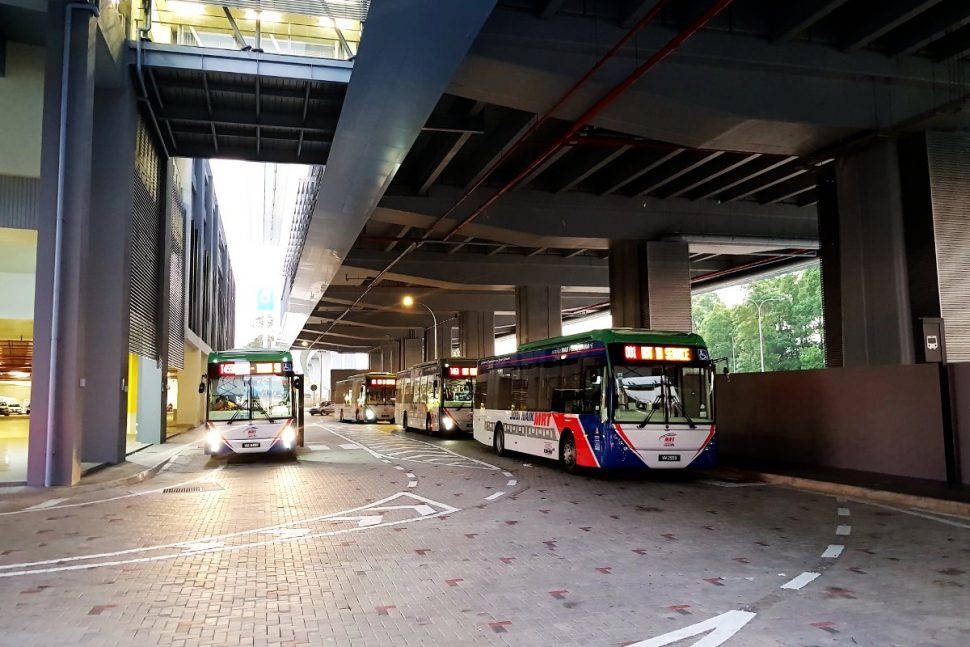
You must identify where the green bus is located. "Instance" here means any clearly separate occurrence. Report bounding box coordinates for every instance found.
[204,349,305,457]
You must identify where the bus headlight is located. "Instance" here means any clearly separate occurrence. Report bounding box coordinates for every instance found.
[365,409,376,421]
[206,429,222,452]
[441,415,455,431]
[281,425,297,449]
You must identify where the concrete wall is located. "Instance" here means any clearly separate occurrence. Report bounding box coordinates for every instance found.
[950,362,970,486]
[0,43,45,178]
[715,364,948,481]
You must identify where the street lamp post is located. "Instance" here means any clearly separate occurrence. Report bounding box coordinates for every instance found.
[752,296,786,372]
[402,296,439,360]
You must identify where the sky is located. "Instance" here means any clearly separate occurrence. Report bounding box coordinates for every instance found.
[209,160,311,346]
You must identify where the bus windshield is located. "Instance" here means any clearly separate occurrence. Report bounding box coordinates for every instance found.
[367,385,395,405]
[613,364,712,426]
[443,377,473,404]
[208,375,292,422]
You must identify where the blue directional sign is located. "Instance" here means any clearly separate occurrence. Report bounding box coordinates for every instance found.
[256,287,275,312]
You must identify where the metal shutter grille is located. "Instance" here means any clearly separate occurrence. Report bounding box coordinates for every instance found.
[645,241,693,332]
[129,122,163,359]
[927,133,970,362]
[0,175,40,229]
[168,182,186,369]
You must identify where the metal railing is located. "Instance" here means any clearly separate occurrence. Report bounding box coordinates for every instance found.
[130,1,364,61]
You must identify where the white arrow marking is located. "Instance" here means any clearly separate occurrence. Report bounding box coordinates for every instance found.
[628,610,756,647]
[180,542,224,552]
[265,528,311,538]
[370,504,437,517]
[327,515,384,527]
[24,498,69,511]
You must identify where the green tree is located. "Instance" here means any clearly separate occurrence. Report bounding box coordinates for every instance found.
[692,265,824,373]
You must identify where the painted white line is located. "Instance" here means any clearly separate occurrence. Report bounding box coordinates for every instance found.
[0,464,224,516]
[407,481,418,488]
[507,479,517,487]
[394,466,405,471]
[821,544,844,559]
[308,444,331,451]
[405,473,416,479]
[0,491,459,577]
[263,528,311,538]
[321,424,500,470]
[181,541,224,553]
[836,525,852,536]
[628,610,756,647]
[381,459,391,464]
[855,500,970,529]
[339,443,362,450]
[780,572,820,590]
[23,498,70,511]
[837,507,850,517]
[485,491,505,501]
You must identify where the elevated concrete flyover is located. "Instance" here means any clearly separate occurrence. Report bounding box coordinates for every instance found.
[131,42,352,163]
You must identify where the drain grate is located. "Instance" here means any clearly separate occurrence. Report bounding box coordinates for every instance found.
[162,486,204,494]
[162,482,223,494]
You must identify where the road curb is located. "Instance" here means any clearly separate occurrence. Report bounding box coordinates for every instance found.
[719,468,970,517]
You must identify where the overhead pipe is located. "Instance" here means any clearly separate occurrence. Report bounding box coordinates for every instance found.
[441,0,735,241]
[690,250,811,285]
[46,0,101,486]
[423,0,676,237]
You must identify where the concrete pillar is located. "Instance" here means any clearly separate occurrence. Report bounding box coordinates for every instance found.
[820,140,915,367]
[80,82,139,465]
[368,349,383,371]
[176,343,203,427]
[28,2,98,486]
[821,133,970,367]
[515,285,562,346]
[381,343,400,373]
[609,240,692,331]
[458,311,494,358]
[136,358,164,444]
[401,335,423,369]
[423,323,452,361]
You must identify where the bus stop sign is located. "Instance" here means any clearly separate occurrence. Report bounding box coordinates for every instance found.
[919,318,945,364]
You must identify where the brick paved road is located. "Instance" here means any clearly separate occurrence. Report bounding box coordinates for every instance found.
[0,420,967,646]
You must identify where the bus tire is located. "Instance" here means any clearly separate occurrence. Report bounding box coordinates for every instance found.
[559,431,579,474]
[402,412,409,431]
[493,424,507,457]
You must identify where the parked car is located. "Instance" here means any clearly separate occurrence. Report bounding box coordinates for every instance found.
[308,402,335,416]
[0,403,9,416]
[7,403,23,415]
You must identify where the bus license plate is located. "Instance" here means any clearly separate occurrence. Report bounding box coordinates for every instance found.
[659,454,680,462]
[242,442,260,448]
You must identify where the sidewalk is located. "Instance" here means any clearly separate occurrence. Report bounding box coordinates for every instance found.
[0,426,205,508]
[719,456,970,516]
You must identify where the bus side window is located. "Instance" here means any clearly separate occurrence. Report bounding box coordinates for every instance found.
[495,367,513,410]
[475,369,488,408]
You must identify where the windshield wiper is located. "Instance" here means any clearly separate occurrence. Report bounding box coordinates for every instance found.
[637,395,665,429]
[670,395,696,429]
[252,398,275,423]
[226,406,244,425]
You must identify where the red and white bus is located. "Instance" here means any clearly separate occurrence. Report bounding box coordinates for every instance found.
[395,359,477,434]
[336,372,396,423]
[473,329,716,472]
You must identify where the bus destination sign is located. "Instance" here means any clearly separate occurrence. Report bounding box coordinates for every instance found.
[447,366,478,377]
[622,345,693,362]
[369,378,396,386]
[217,361,293,377]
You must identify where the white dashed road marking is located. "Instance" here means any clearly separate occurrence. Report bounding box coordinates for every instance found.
[821,544,845,558]
[780,572,821,590]
[485,491,505,501]
[23,498,69,511]
[837,507,850,516]
[836,524,852,536]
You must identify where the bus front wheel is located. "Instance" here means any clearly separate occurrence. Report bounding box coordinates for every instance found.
[559,431,578,474]
[493,424,507,457]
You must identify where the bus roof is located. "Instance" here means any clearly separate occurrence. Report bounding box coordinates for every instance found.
[335,371,397,384]
[516,328,708,353]
[208,349,294,364]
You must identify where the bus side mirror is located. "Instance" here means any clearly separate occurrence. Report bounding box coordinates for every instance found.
[198,376,206,394]
[433,379,439,391]
[293,376,304,390]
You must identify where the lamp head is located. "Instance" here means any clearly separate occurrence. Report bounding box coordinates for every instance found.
[402,295,415,307]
